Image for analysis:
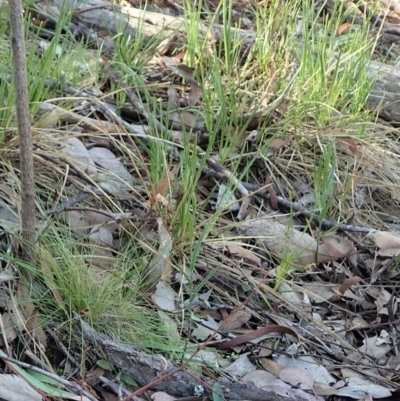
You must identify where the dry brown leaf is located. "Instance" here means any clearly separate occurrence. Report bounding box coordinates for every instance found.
[337,137,360,155]
[152,280,176,311]
[337,23,351,36]
[163,56,196,83]
[269,135,293,151]
[320,235,357,260]
[338,277,362,295]
[151,392,175,401]
[220,309,252,332]
[147,217,173,282]
[17,283,34,320]
[85,367,105,386]
[153,165,179,201]
[241,370,277,388]
[237,197,252,221]
[332,286,363,302]
[259,340,273,358]
[14,283,44,345]
[377,247,400,257]
[170,110,198,129]
[279,367,314,390]
[188,82,203,106]
[224,244,261,266]
[25,313,47,348]
[0,184,21,209]
[61,137,97,175]
[0,313,18,345]
[366,230,400,249]
[302,283,341,303]
[88,147,133,192]
[258,358,283,377]
[209,241,261,266]
[65,210,90,234]
[0,206,20,234]
[240,217,353,267]
[153,193,170,208]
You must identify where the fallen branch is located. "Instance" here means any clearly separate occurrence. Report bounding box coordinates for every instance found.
[74,298,314,401]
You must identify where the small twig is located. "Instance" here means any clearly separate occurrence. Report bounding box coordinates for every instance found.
[46,191,94,215]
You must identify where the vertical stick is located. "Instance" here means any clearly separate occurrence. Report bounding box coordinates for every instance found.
[9,1,36,265]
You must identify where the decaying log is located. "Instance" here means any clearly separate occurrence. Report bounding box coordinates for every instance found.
[77,316,312,401]
[41,0,255,46]
[41,0,400,123]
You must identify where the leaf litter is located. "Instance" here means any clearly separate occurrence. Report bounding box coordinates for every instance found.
[2,0,400,400]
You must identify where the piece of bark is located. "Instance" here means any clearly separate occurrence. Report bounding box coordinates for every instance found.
[76,315,309,401]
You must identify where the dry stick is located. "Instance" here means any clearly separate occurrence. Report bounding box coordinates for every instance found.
[0,354,98,401]
[202,166,371,234]
[9,0,36,265]
[46,191,94,215]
